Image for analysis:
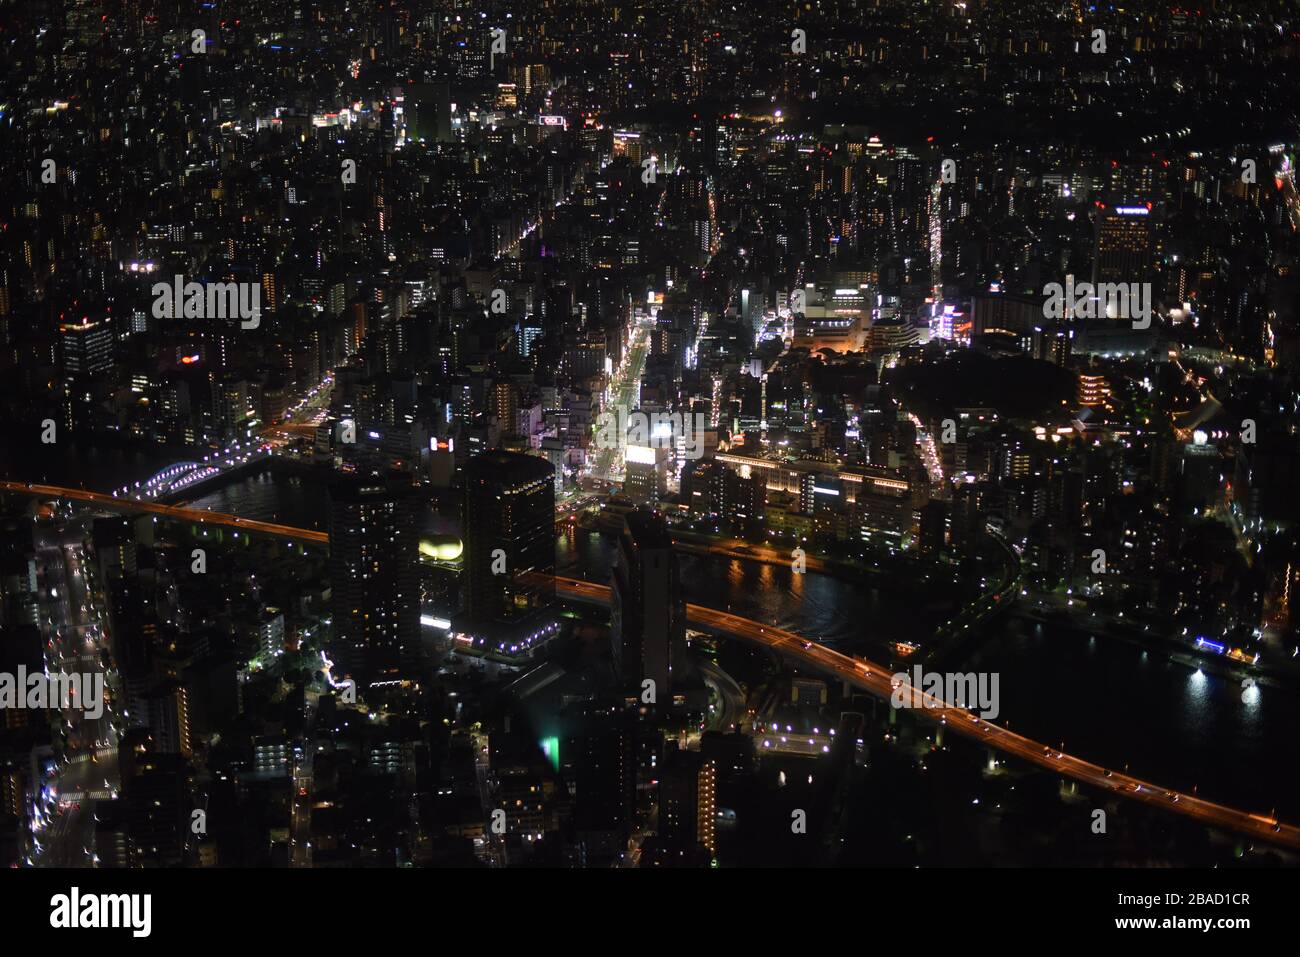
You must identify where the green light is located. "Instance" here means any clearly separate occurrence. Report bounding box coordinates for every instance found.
[541,736,560,771]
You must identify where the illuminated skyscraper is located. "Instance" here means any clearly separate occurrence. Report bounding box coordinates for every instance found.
[1093,204,1155,285]
[624,444,665,502]
[929,178,943,301]
[328,476,420,686]
[60,319,113,377]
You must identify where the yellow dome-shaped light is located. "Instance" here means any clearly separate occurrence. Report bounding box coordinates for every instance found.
[420,537,464,561]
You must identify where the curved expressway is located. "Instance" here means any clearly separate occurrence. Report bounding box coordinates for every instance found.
[551,574,1300,853]
[3,482,1295,851]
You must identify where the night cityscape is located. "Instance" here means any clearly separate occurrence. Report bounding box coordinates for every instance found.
[1,0,1300,927]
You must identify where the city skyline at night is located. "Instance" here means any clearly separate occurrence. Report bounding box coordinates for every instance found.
[1,0,1299,935]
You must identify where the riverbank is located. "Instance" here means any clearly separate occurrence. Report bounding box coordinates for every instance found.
[1018,600,1300,693]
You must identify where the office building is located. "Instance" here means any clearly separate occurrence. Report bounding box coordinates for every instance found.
[1093,204,1155,285]
[60,319,114,377]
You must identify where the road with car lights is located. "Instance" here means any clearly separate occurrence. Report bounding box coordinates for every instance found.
[547,574,1300,852]
[4,482,1295,851]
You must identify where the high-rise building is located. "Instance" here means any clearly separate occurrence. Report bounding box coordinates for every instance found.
[1031,324,1073,366]
[611,510,684,700]
[971,292,1042,338]
[918,500,950,554]
[60,319,113,377]
[1093,204,1155,285]
[560,702,636,863]
[118,729,190,867]
[461,451,555,625]
[92,517,138,579]
[260,272,278,315]
[682,458,723,515]
[653,743,716,865]
[328,476,420,686]
[624,444,665,502]
[407,82,453,143]
[147,683,193,758]
[721,464,765,536]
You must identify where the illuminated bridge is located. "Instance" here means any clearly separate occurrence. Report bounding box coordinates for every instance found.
[111,441,273,503]
[2,481,1296,851]
[125,461,222,499]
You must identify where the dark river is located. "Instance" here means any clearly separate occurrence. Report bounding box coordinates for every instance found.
[186,470,1300,822]
[7,450,1298,822]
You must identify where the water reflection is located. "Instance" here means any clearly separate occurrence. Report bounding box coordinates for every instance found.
[89,465,1300,822]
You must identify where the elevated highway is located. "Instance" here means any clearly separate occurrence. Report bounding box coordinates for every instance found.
[550,574,1300,852]
[1,482,327,544]
[4,481,1295,850]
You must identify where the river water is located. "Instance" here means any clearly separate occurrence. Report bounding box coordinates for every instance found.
[9,451,1299,821]
[187,470,1299,822]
